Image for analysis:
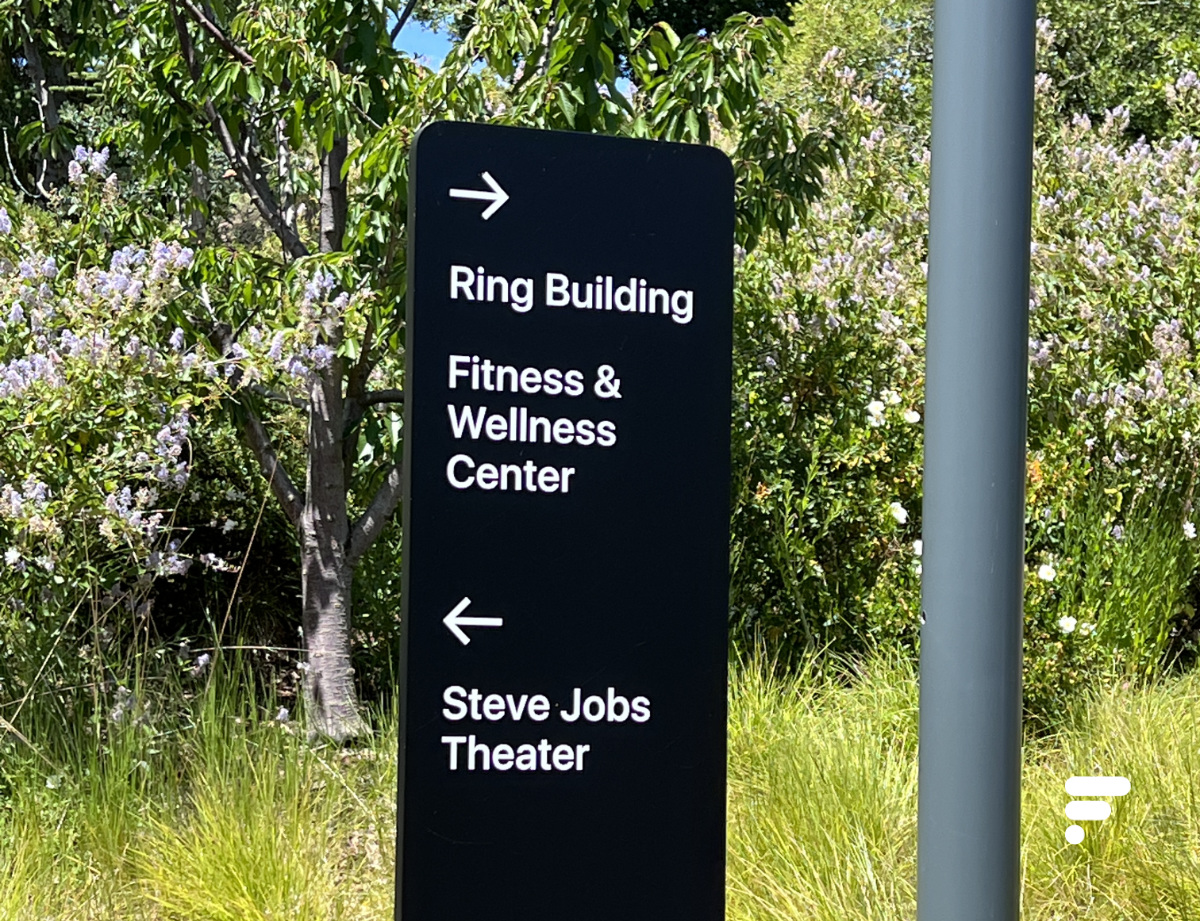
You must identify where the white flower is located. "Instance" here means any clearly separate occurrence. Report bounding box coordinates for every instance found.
[882,389,901,405]
[867,400,886,426]
[889,502,909,524]
[4,548,20,567]
[1058,615,1077,634]
[1185,521,1196,539]
[913,539,923,557]
[1038,563,1057,582]
[1078,621,1096,636]
[903,409,921,424]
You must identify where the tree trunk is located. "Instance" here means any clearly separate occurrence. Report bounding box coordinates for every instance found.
[319,135,347,255]
[20,22,65,195]
[299,131,366,742]
[171,3,381,743]
[300,344,369,742]
[276,107,297,244]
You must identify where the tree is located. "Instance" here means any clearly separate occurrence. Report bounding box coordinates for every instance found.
[0,0,109,196]
[629,1,793,39]
[11,0,837,741]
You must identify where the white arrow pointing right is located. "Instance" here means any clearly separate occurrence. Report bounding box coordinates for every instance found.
[448,171,510,220]
[443,596,504,645]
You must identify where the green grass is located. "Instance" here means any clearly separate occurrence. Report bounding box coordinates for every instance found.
[1,651,1197,920]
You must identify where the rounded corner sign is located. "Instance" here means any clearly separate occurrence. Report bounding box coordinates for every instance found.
[396,121,734,921]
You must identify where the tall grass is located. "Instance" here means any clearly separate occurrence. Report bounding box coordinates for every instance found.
[0,653,397,920]
[1055,478,1199,680]
[1,649,1197,919]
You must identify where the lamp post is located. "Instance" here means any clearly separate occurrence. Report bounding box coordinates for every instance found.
[917,0,1036,917]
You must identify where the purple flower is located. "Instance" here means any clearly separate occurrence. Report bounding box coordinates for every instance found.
[88,147,110,176]
[105,486,133,518]
[169,328,185,350]
[21,478,48,504]
[191,653,211,677]
[162,554,191,576]
[310,344,334,370]
[2,486,22,517]
[304,268,336,302]
[68,160,84,184]
[0,208,10,235]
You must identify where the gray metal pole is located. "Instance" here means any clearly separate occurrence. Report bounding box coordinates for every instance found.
[916,0,1035,916]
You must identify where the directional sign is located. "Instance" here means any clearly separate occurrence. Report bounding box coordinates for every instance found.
[396,122,734,921]
[441,596,504,645]
[447,171,510,220]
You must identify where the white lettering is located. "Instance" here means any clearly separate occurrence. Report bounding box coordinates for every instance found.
[446,454,475,489]
[447,404,487,439]
[449,354,471,389]
[442,735,467,769]
[546,272,569,306]
[449,266,474,300]
[442,686,468,721]
[671,289,694,324]
[444,454,575,493]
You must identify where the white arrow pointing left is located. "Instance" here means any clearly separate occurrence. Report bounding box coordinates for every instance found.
[443,596,504,645]
[448,171,509,220]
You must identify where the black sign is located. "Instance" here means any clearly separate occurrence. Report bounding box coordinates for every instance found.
[396,121,734,921]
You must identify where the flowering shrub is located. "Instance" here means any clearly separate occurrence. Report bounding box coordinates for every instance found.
[0,147,402,729]
[0,153,225,692]
[735,28,1200,724]
[731,50,927,657]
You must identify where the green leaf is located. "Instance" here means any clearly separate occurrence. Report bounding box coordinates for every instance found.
[556,86,578,124]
